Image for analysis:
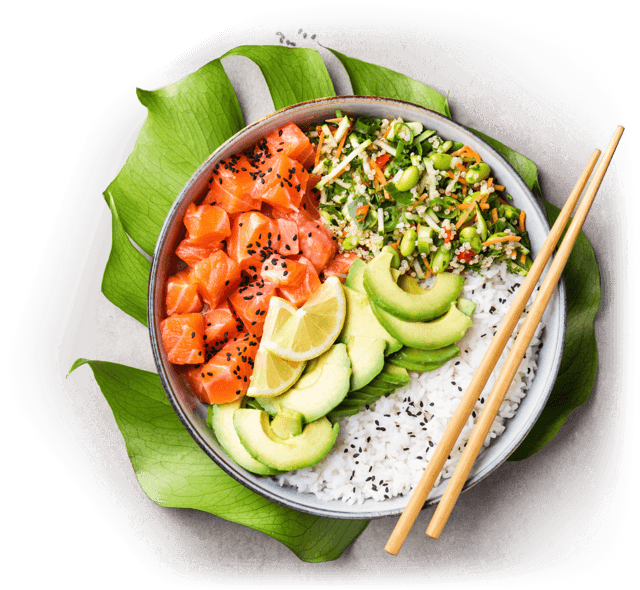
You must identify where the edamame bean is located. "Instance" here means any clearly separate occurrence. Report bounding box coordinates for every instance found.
[451,141,464,152]
[465,162,491,184]
[431,244,453,273]
[429,152,453,171]
[417,226,434,254]
[342,235,359,250]
[400,229,418,257]
[459,226,483,253]
[395,165,420,191]
[500,204,520,221]
[440,140,453,153]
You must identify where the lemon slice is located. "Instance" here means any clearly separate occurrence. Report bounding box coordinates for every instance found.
[247,297,306,398]
[261,276,346,362]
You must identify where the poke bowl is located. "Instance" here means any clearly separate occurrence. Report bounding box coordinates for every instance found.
[148,96,566,519]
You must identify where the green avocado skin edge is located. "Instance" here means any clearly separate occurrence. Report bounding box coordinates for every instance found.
[363,251,464,322]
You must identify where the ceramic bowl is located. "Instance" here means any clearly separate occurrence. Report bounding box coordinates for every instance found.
[148,96,566,519]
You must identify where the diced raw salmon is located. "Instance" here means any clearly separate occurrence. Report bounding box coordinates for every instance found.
[202,300,242,360]
[192,250,241,308]
[165,268,202,316]
[161,313,205,364]
[276,218,299,256]
[297,218,338,273]
[228,278,276,337]
[277,255,321,307]
[265,123,315,168]
[227,211,281,271]
[204,154,262,214]
[322,252,360,283]
[196,332,260,404]
[251,154,309,213]
[175,236,225,267]
[260,253,306,286]
[183,202,230,244]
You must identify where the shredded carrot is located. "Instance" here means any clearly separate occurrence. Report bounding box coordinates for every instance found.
[520,253,527,264]
[446,170,455,179]
[334,130,348,159]
[455,192,487,229]
[497,197,510,205]
[381,125,393,140]
[491,208,498,223]
[462,185,468,196]
[482,236,522,247]
[493,184,505,191]
[314,130,325,168]
[480,203,490,210]
[373,177,380,192]
[325,117,349,123]
[487,178,493,189]
[369,159,388,186]
[456,203,475,210]
[424,269,432,279]
[519,210,526,233]
[451,145,482,163]
[355,204,369,221]
[455,161,466,173]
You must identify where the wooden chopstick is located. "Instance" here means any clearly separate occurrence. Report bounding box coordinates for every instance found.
[426,125,624,539]
[384,149,602,556]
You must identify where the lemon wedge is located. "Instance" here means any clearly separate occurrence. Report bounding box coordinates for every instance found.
[261,276,346,362]
[247,297,306,398]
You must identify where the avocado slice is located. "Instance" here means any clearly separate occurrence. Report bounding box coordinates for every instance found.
[270,408,303,439]
[347,335,386,391]
[208,401,281,476]
[345,258,367,293]
[370,300,473,350]
[338,286,403,355]
[255,344,351,422]
[375,364,411,386]
[363,251,464,321]
[233,409,339,471]
[386,357,447,373]
[397,274,423,294]
[387,344,460,369]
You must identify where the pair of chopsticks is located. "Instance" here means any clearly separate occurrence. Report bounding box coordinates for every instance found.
[386,126,624,555]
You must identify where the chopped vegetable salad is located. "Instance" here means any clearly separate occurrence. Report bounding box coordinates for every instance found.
[309,112,533,278]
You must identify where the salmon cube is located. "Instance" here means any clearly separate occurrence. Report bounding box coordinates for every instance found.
[297,218,338,273]
[161,313,205,364]
[205,154,262,214]
[197,332,260,404]
[183,203,230,244]
[261,253,306,286]
[202,300,241,360]
[226,211,281,271]
[175,236,225,267]
[228,278,276,337]
[265,123,314,168]
[322,252,360,283]
[277,218,299,256]
[277,256,321,307]
[192,250,241,308]
[165,268,202,316]
[252,154,309,213]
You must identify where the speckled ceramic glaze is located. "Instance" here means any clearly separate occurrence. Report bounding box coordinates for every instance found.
[148,96,566,519]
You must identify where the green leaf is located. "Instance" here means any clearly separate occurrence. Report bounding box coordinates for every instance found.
[105,59,244,255]
[328,48,451,117]
[101,193,150,326]
[508,201,600,460]
[69,359,369,562]
[224,46,335,110]
[462,129,601,461]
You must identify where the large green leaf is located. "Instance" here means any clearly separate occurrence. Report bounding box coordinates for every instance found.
[224,45,335,110]
[69,359,368,562]
[105,59,244,255]
[508,200,600,460]
[328,48,451,117]
[101,193,150,326]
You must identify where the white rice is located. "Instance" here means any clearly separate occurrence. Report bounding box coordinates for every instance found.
[272,262,544,504]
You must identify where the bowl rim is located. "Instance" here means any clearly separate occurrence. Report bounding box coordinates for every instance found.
[148,95,566,519]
